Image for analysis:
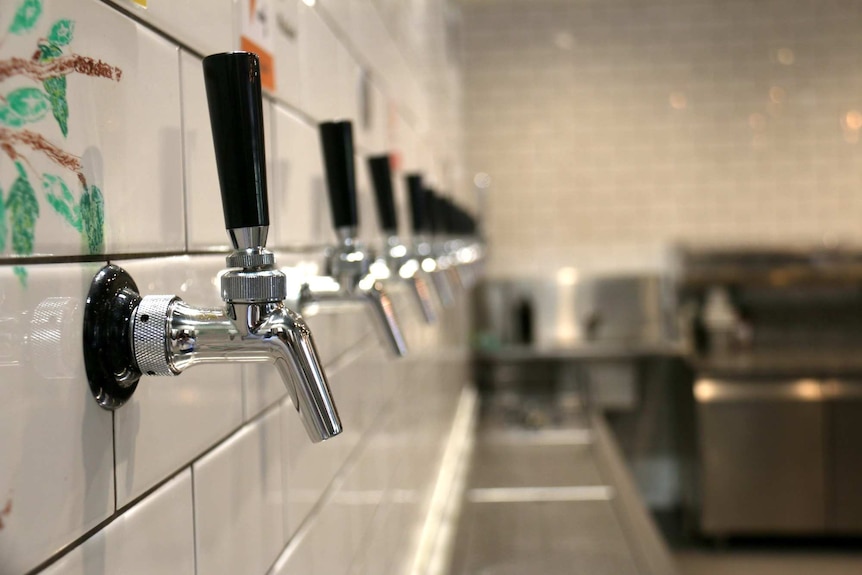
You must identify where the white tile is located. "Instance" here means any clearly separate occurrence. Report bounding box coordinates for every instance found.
[269,105,331,248]
[273,0,302,107]
[0,262,114,574]
[279,341,374,538]
[318,0,353,40]
[105,0,236,56]
[40,470,195,575]
[347,0,388,74]
[0,0,184,257]
[268,529,314,575]
[298,5,342,121]
[358,78,388,156]
[181,51,226,251]
[337,41,361,123]
[112,255,244,507]
[194,408,284,575]
[310,495,353,575]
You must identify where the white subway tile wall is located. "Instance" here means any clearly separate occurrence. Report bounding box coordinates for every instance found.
[0,0,468,574]
[462,0,862,278]
[39,470,196,575]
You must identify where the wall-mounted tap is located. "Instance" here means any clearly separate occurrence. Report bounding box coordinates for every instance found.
[367,154,437,324]
[290,121,408,357]
[82,52,341,443]
[425,187,466,293]
[431,194,484,290]
[405,175,456,308]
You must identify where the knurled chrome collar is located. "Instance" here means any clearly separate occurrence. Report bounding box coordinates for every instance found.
[221,268,287,303]
[132,295,177,376]
[225,248,276,269]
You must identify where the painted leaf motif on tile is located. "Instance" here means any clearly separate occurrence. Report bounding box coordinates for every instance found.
[0,11,120,264]
[6,162,39,256]
[0,106,24,128]
[7,87,49,124]
[47,19,74,46]
[80,185,104,254]
[43,173,81,232]
[37,42,69,136]
[8,0,42,34]
[42,76,68,136]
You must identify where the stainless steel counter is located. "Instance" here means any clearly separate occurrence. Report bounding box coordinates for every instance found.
[448,407,678,574]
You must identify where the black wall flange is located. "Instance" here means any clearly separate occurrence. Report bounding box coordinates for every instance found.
[83,264,142,409]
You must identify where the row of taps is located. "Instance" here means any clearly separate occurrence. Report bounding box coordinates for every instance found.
[79,52,485,444]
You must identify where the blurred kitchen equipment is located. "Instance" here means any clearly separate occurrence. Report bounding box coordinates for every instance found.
[678,246,862,536]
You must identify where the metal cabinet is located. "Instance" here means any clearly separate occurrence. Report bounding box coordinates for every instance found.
[696,378,826,535]
[827,383,862,532]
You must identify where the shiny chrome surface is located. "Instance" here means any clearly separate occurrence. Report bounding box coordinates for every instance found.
[694,376,862,535]
[131,296,341,442]
[475,274,676,349]
[382,234,438,324]
[227,225,268,250]
[220,264,287,304]
[696,376,826,534]
[294,234,408,357]
[414,237,457,308]
[295,274,408,358]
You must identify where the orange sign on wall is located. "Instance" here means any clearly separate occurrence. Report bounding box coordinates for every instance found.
[240,0,275,92]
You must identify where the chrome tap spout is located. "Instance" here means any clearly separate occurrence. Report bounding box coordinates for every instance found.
[297,266,408,358]
[131,296,341,442]
[383,237,437,325]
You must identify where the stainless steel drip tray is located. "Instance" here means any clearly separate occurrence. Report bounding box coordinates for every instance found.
[453,500,639,575]
[449,413,677,575]
[470,433,602,489]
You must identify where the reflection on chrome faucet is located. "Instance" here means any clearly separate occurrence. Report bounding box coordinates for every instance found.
[367,154,437,324]
[0,296,81,376]
[405,174,457,309]
[291,229,409,358]
[295,120,408,357]
[81,53,341,443]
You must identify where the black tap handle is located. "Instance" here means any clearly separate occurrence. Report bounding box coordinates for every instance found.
[202,52,269,231]
[405,173,426,234]
[319,121,359,230]
[434,194,451,235]
[424,188,438,236]
[367,155,398,234]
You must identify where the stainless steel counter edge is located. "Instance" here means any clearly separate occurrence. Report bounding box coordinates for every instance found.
[591,413,680,575]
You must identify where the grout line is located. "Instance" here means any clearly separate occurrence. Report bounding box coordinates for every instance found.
[111,410,118,513]
[263,358,406,575]
[177,50,191,254]
[0,250,216,267]
[23,462,194,575]
[0,245,333,267]
[25,383,292,575]
[190,465,199,575]
[310,2,420,130]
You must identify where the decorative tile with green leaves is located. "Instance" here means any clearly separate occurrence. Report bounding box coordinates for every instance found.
[1,0,120,285]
